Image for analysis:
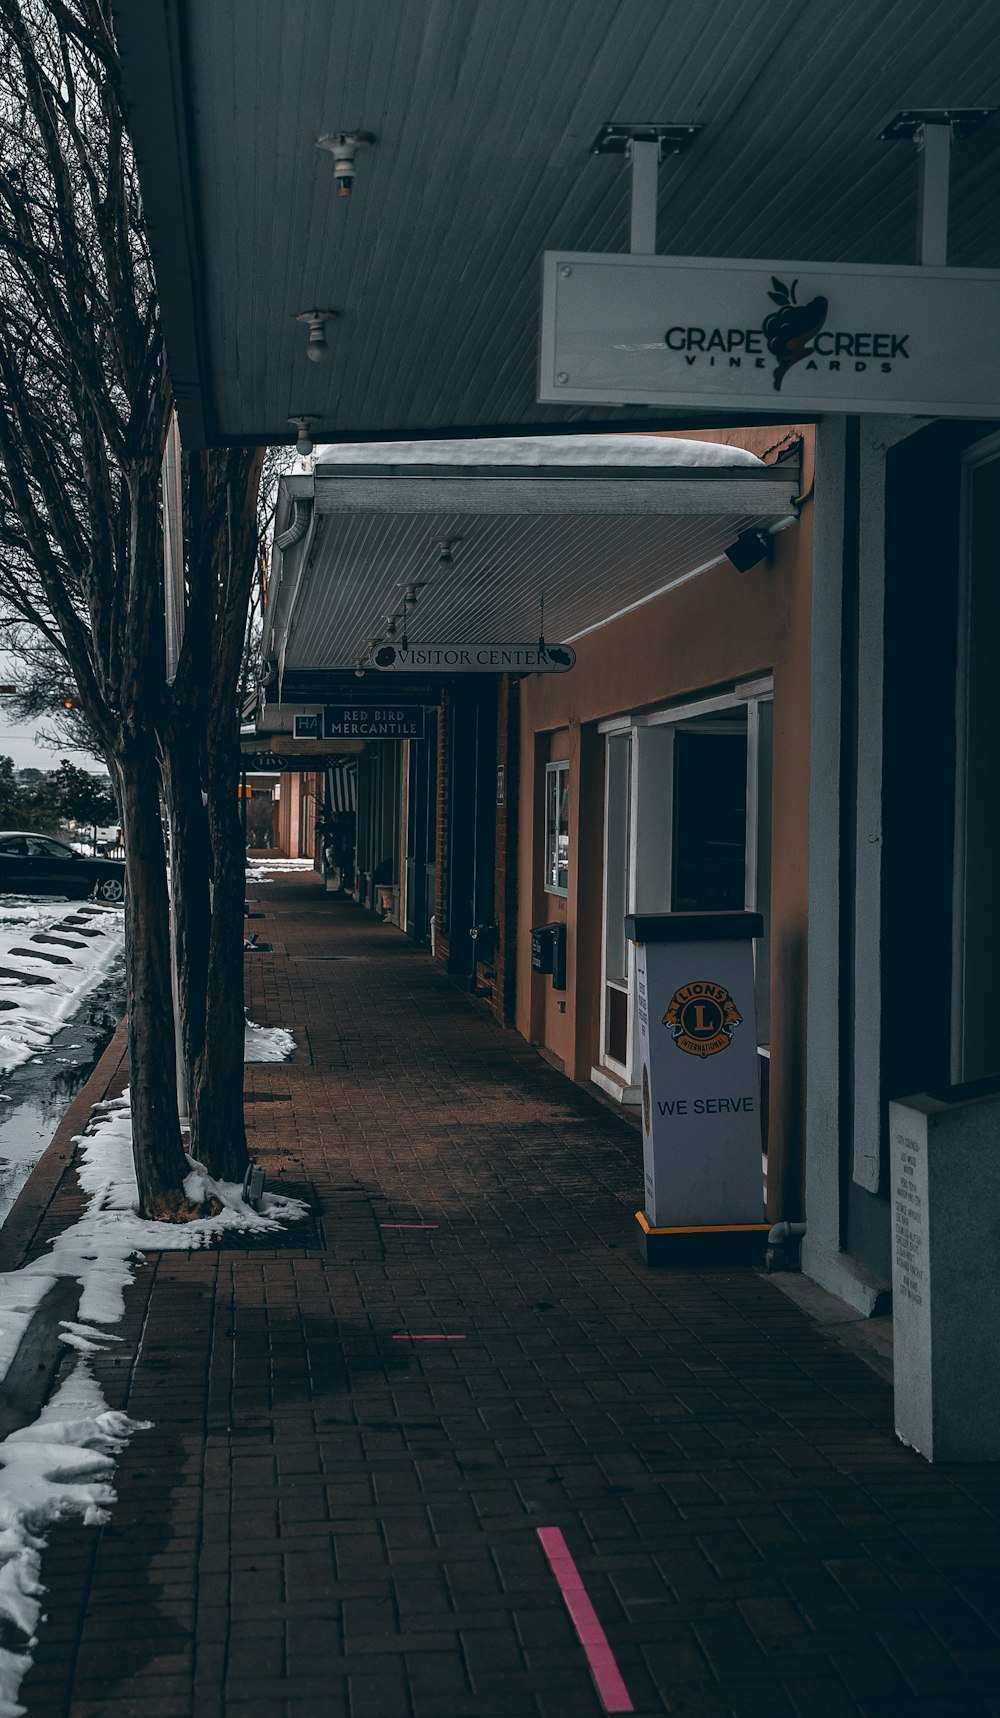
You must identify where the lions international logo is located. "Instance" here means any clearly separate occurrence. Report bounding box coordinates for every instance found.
[663,980,743,1058]
[763,276,828,392]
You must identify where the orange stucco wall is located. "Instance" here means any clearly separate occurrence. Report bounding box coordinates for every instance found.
[515,427,813,1221]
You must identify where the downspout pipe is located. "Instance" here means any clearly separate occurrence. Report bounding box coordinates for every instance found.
[274,496,311,553]
[765,1221,807,1272]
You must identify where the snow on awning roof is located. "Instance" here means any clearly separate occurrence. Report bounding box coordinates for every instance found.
[265,437,799,680]
[315,434,764,470]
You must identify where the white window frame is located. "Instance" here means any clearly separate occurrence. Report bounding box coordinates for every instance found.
[544,760,570,897]
[598,731,634,1086]
[593,680,774,1102]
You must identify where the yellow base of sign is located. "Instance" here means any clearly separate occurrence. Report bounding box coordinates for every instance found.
[634,1209,770,1267]
[635,1211,769,1236]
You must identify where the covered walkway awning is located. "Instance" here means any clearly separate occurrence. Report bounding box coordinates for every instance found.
[260,434,800,703]
[111,0,1000,449]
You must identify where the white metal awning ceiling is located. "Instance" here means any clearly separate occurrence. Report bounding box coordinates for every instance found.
[262,435,800,686]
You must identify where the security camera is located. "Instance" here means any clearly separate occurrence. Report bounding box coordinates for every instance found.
[724,528,773,574]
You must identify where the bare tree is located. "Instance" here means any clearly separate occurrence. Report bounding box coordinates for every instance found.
[0,0,262,1216]
[164,443,264,1181]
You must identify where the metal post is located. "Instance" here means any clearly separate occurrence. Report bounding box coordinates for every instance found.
[629,138,659,255]
[917,120,951,266]
[160,410,189,1133]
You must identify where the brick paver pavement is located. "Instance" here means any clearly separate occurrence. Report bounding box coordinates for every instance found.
[14,873,1000,1717]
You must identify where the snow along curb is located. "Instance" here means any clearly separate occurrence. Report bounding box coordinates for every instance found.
[0,900,124,1078]
[0,1091,308,1715]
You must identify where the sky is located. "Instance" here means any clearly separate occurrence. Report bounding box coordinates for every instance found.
[0,653,95,771]
[0,699,93,771]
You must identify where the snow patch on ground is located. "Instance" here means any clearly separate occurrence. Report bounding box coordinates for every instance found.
[314,432,763,468]
[245,1020,295,1063]
[0,901,123,1078]
[0,1363,146,1717]
[0,1094,307,1713]
[246,858,315,876]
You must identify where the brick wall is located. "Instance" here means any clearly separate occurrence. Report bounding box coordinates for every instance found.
[493,675,519,1025]
[434,691,450,965]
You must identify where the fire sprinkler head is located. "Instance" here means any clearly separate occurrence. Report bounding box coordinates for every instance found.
[316,130,376,196]
[295,308,338,362]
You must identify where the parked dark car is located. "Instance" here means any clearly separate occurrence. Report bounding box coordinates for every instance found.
[0,832,125,901]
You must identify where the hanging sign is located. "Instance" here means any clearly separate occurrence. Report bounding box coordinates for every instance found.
[324,705,425,739]
[241,751,347,772]
[626,911,766,1255]
[369,642,576,673]
[539,251,1000,418]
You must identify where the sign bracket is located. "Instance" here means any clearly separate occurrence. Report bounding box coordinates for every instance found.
[878,109,995,267]
[591,122,702,256]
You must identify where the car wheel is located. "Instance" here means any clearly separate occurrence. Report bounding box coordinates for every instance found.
[97,875,124,902]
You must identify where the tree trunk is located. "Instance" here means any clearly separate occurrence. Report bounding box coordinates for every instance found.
[161,728,212,1142]
[164,704,250,1186]
[118,740,201,1218]
[160,445,262,1186]
[196,714,251,1184]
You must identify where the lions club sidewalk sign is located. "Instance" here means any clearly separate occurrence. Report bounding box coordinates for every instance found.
[625,910,768,1265]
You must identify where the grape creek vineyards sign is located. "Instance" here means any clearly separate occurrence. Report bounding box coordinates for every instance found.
[369,642,576,673]
[539,251,1000,417]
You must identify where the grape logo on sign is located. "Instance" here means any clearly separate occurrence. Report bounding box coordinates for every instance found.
[762,276,828,392]
[663,981,743,1058]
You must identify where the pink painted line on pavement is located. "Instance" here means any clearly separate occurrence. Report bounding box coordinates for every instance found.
[537,1527,633,1714]
[379,1222,439,1229]
[392,1333,466,1341]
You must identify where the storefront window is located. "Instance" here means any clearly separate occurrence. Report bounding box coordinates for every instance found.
[545,761,570,894]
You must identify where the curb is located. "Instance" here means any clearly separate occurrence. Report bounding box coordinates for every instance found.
[0,1017,129,1274]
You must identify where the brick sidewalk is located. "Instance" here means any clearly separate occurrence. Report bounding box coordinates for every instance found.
[14,873,1000,1717]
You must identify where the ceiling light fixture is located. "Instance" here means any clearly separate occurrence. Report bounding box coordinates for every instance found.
[401,581,425,606]
[435,537,462,565]
[295,308,338,362]
[288,416,315,457]
[315,130,376,197]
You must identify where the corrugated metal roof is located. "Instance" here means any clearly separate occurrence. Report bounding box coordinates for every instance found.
[113,0,1000,446]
